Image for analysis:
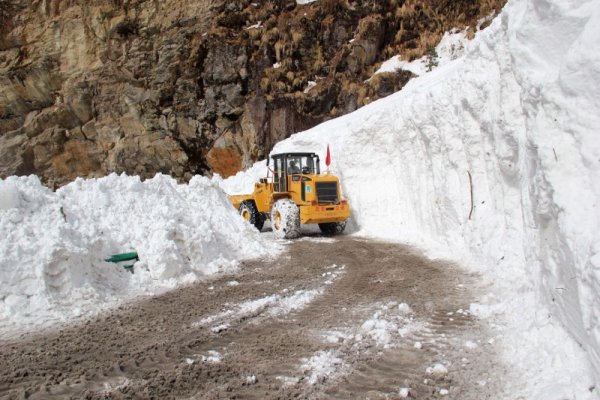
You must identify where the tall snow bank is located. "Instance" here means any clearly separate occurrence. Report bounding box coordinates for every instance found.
[248,0,599,396]
[0,174,277,337]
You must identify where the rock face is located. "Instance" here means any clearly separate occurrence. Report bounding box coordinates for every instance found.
[0,0,504,186]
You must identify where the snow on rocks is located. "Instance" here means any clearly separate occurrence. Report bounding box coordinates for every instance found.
[0,174,279,338]
[371,28,470,78]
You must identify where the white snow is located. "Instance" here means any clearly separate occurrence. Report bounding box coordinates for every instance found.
[0,174,278,337]
[226,0,600,396]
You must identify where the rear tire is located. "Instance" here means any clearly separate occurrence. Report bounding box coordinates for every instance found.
[318,221,346,236]
[271,199,300,239]
[239,200,265,231]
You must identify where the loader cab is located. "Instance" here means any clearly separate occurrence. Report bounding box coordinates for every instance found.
[269,152,320,192]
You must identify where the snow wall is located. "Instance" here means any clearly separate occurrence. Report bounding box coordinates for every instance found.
[0,174,277,336]
[248,0,599,395]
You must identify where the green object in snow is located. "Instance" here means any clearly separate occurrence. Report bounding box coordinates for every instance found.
[105,252,138,274]
[104,252,139,263]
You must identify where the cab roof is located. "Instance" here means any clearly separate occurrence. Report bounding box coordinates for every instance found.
[270,152,319,159]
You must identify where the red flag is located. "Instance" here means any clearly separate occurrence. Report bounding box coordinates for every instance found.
[325,145,331,167]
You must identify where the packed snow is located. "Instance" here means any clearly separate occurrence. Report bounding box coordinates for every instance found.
[0,174,278,338]
[224,0,600,396]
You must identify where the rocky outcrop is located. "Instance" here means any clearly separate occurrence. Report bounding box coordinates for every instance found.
[0,0,505,186]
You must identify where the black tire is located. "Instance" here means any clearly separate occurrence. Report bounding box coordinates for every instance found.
[318,221,346,236]
[239,200,265,231]
[271,198,301,239]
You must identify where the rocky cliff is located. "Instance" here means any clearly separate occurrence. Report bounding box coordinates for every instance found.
[0,0,504,186]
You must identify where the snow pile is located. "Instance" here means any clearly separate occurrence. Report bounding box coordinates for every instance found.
[227,0,600,396]
[0,174,277,337]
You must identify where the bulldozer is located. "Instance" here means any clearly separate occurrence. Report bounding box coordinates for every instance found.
[229,152,350,239]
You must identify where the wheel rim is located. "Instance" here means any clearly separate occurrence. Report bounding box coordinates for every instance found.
[273,211,282,230]
[241,209,250,221]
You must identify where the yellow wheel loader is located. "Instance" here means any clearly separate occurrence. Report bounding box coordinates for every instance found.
[229,152,350,239]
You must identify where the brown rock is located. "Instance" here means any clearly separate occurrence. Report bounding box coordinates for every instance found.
[0,0,506,186]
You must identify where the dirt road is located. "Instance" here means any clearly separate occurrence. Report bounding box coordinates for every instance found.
[0,236,505,399]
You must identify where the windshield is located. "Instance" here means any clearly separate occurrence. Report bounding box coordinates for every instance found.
[286,155,318,175]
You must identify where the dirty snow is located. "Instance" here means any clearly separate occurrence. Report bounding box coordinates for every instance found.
[192,287,325,331]
[300,350,343,385]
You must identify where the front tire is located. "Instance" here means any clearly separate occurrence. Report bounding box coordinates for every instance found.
[239,200,265,231]
[318,221,346,236]
[271,199,300,239]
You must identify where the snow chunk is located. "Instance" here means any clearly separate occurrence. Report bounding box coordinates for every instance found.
[301,350,342,385]
[201,350,222,363]
[398,303,413,314]
[426,363,448,376]
[304,80,317,93]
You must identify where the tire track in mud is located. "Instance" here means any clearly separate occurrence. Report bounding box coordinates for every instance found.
[0,236,505,399]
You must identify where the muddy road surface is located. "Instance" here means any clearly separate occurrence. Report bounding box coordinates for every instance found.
[0,236,505,399]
